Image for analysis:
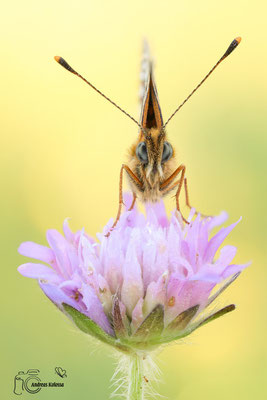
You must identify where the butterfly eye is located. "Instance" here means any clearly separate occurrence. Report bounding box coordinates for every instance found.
[136,142,148,163]
[161,142,173,163]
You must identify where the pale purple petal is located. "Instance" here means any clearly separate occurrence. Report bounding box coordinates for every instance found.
[121,193,139,228]
[171,256,194,278]
[190,268,224,283]
[208,211,228,232]
[80,284,114,336]
[222,262,251,279]
[214,245,237,272]
[59,273,82,292]
[186,214,201,264]
[18,263,61,283]
[123,192,137,210]
[153,235,169,280]
[203,217,242,263]
[39,281,79,310]
[46,229,71,277]
[97,274,112,314]
[146,200,169,228]
[187,207,197,223]
[197,219,211,261]
[66,247,79,273]
[143,272,168,316]
[121,238,144,315]
[63,219,75,243]
[103,230,123,293]
[18,242,55,264]
[142,237,157,287]
[131,298,144,331]
[167,223,182,272]
[145,203,159,226]
[165,278,214,325]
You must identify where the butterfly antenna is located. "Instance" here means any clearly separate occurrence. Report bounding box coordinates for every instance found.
[163,37,242,128]
[54,56,147,134]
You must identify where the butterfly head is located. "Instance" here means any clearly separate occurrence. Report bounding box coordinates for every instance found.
[135,128,174,184]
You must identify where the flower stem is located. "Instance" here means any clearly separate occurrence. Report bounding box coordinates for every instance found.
[127,354,144,400]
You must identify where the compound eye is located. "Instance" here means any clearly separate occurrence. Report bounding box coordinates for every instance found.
[161,142,173,163]
[136,142,148,163]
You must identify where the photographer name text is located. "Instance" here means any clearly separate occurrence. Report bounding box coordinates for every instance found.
[31,382,64,388]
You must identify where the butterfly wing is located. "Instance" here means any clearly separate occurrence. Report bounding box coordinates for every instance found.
[139,40,150,106]
[139,40,163,131]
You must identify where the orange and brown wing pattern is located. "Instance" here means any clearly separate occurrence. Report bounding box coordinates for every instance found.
[139,42,163,132]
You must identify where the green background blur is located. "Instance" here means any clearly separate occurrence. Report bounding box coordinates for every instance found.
[1,0,266,399]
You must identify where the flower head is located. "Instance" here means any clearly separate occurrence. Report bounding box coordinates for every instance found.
[18,194,248,353]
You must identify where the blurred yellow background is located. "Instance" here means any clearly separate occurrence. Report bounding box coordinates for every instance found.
[1,0,266,399]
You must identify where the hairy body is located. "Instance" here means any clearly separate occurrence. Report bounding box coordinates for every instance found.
[127,128,177,203]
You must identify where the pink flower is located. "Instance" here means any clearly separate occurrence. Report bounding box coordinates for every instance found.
[18,194,249,352]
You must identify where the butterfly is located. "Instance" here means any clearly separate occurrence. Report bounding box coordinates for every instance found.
[54,37,241,233]
[55,367,67,378]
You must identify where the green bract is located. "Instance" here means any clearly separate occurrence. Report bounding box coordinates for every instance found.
[63,297,236,353]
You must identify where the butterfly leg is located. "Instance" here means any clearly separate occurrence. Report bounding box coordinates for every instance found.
[160,179,181,195]
[184,177,211,218]
[184,177,192,208]
[105,165,142,237]
[160,164,188,223]
[128,192,137,211]
[174,166,189,224]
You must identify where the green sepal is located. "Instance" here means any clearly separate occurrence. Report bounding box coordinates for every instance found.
[112,296,130,338]
[132,304,164,343]
[197,304,236,328]
[63,303,130,352]
[161,304,236,344]
[165,304,199,333]
[205,273,240,308]
[63,303,115,344]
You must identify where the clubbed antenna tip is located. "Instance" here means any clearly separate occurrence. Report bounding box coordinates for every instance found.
[54,56,76,73]
[223,36,242,59]
[163,36,242,128]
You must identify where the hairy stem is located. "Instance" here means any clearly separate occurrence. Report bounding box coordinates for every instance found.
[127,354,144,400]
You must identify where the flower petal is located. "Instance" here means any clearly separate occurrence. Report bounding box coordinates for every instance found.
[131,298,144,332]
[208,211,228,232]
[214,245,237,271]
[18,242,55,264]
[39,281,79,309]
[121,237,144,315]
[80,283,114,336]
[143,272,168,316]
[63,219,75,242]
[46,229,71,277]
[18,263,61,283]
[146,200,169,228]
[203,217,242,263]
[165,277,214,325]
[222,262,251,279]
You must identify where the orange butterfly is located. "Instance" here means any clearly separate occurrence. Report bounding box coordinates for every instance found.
[55,37,241,233]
